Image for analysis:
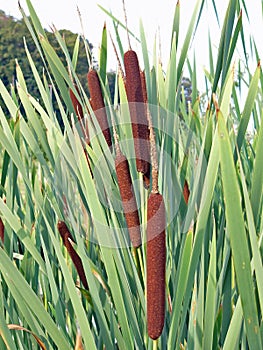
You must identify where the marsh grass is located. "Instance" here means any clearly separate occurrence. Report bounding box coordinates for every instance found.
[0,0,262,349]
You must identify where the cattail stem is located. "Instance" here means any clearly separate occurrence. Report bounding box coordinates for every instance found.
[57,221,88,290]
[77,6,91,67]
[109,32,125,81]
[146,105,159,193]
[122,0,131,50]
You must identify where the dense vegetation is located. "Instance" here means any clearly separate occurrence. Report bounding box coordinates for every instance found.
[0,10,90,97]
[0,1,263,349]
[0,10,116,118]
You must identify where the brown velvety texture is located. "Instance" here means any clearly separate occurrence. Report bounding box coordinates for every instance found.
[87,69,112,148]
[146,193,166,340]
[140,70,148,104]
[57,221,88,290]
[115,152,141,248]
[69,85,84,121]
[124,50,150,175]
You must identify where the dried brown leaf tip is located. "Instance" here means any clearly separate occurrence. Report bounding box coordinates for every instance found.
[146,192,166,339]
[0,198,6,244]
[0,216,4,244]
[183,179,190,204]
[57,221,88,290]
[115,151,141,248]
[87,69,112,148]
[124,50,150,175]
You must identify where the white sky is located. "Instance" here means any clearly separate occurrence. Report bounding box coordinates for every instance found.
[0,0,262,85]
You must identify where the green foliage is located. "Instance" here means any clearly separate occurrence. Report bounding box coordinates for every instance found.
[0,0,263,349]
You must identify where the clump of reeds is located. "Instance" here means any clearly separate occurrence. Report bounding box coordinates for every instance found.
[57,220,88,290]
[87,68,112,148]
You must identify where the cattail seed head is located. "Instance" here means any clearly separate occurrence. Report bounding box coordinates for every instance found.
[69,84,84,121]
[147,192,166,340]
[140,70,148,104]
[57,221,88,290]
[87,69,112,148]
[115,151,141,248]
[124,50,150,175]
[69,84,90,151]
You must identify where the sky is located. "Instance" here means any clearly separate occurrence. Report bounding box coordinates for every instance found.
[0,0,262,85]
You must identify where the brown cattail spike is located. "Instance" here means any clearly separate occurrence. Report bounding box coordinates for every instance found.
[115,151,141,248]
[147,192,166,339]
[57,221,88,290]
[140,70,148,104]
[69,84,90,144]
[87,69,112,148]
[70,84,84,121]
[140,70,151,188]
[124,50,150,175]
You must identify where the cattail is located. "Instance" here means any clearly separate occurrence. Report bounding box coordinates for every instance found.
[111,95,141,248]
[124,50,150,175]
[140,70,151,188]
[70,85,89,140]
[146,193,166,339]
[115,149,141,248]
[69,84,84,121]
[69,84,91,173]
[140,70,148,105]
[0,217,4,244]
[87,69,112,148]
[146,103,166,340]
[183,179,190,204]
[57,221,88,290]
